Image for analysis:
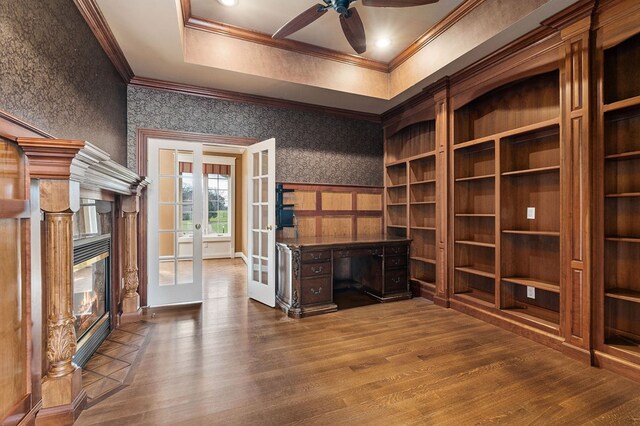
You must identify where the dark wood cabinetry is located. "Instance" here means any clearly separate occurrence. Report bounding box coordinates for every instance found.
[276,236,411,318]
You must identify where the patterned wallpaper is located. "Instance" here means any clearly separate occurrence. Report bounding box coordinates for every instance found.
[127,86,384,187]
[0,0,127,165]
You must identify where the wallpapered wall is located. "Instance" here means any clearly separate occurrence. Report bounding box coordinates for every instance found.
[0,0,127,164]
[127,86,384,187]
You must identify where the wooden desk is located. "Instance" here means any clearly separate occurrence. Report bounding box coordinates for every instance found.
[276,235,411,318]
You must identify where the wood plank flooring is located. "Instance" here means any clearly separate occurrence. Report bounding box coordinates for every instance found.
[76,258,640,425]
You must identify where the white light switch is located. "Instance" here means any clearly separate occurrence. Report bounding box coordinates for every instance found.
[527,207,536,220]
[527,286,536,299]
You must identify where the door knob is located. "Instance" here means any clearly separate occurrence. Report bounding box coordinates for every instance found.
[266,225,273,231]
[195,224,201,230]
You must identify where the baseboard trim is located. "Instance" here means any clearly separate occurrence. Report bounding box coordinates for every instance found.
[35,389,87,426]
[236,252,247,264]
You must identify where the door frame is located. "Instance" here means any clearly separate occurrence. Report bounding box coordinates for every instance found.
[136,129,257,306]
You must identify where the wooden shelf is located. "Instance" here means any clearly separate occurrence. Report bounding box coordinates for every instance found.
[605,237,640,243]
[411,256,436,265]
[455,266,495,279]
[386,225,407,229]
[603,94,640,113]
[407,151,436,162]
[453,137,495,151]
[410,179,436,185]
[605,335,640,357]
[455,240,495,248]
[455,118,560,150]
[502,307,559,331]
[410,201,436,205]
[385,159,408,168]
[605,192,640,198]
[501,277,560,294]
[605,288,640,304]
[387,203,407,207]
[411,226,436,231]
[455,173,495,182]
[501,165,560,177]
[502,230,560,237]
[455,289,495,308]
[455,213,495,217]
[605,150,640,161]
[386,183,407,189]
[411,278,436,290]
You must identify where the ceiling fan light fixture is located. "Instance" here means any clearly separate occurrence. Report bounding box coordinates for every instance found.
[217,0,238,7]
[376,37,391,48]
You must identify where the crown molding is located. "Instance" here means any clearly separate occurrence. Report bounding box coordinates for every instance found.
[182,0,482,74]
[185,16,390,73]
[388,0,485,71]
[73,0,134,82]
[541,0,595,31]
[129,76,382,123]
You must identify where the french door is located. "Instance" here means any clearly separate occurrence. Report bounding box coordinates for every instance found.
[147,139,203,306]
[247,138,276,307]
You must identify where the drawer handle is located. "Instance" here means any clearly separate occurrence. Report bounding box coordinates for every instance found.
[311,266,324,274]
[369,249,382,256]
[391,258,401,266]
[391,277,402,284]
[391,247,401,254]
[310,253,322,260]
[310,287,323,295]
[337,250,350,258]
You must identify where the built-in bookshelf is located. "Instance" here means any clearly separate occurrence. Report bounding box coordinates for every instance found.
[598,31,640,362]
[451,70,561,332]
[385,120,437,292]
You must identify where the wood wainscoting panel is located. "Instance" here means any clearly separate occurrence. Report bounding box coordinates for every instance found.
[356,193,383,211]
[357,217,383,236]
[321,216,353,238]
[322,192,353,211]
[284,190,316,211]
[277,183,383,239]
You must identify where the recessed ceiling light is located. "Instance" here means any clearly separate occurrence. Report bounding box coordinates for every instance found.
[217,0,238,6]
[376,38,391,48]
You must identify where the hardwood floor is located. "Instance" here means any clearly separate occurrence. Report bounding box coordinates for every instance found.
[76,258,640,425]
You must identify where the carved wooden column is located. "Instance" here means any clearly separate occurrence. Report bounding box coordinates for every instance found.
[39,179,87,421]
[558,14,594,364]
[17,138,87,425]
[120,194,142,323]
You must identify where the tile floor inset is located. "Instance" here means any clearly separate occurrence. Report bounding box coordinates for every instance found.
[81,321,152,407]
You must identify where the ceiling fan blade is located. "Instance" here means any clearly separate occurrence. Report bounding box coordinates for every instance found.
[340,8,366,54]
[362,0,439,6]
[273,4,328,39]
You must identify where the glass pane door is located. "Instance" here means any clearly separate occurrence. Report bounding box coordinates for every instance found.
[148,140,203,306]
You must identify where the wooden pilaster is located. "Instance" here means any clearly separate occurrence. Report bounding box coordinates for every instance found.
[559,15,593,364]
[120,194,142,324]
[433,80,450,307]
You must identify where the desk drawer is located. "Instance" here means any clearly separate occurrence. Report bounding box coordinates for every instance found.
[301,261,331,278]
[301,276,332,305]
[385,255,407,269]
[386,245,408,256]
[334,247,382,258]
[385,269,408,294]
[301,250,331,262]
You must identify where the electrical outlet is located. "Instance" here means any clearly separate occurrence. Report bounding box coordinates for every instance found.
[527,207,536,220]
[527,286,536,299]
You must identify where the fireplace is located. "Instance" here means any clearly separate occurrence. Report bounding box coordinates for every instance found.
[72,199,112,367]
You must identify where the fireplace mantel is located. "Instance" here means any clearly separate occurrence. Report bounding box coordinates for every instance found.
[1,131,149,425]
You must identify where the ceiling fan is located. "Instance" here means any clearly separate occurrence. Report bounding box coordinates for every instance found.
[272,0,440,55]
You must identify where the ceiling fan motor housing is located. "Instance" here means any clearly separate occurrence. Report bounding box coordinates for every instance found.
[333,0,353,15]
